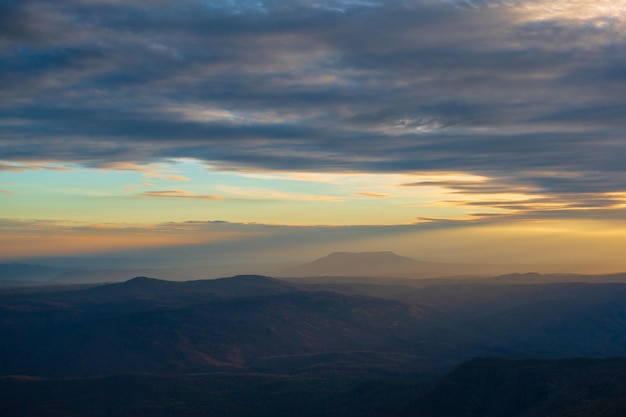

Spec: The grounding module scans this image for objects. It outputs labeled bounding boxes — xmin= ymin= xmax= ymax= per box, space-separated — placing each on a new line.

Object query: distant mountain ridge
xmin=280 ymin=251 xmax=507 ymax=278
xmin=0 ymin=263 xmax=294 ymax=286
xmin=285 ymin=251 xmax=419 ymax=276
xmin=0 ymin=263 xmax=68 ymax=284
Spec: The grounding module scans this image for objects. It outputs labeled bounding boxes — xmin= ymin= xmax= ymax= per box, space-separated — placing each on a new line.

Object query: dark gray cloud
xmin=2 ymin=0 xmax=626 ymax=208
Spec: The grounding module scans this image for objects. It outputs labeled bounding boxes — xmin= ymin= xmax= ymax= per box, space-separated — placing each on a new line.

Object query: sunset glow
xmin=2 ymin=0 xmax=626 ymax=270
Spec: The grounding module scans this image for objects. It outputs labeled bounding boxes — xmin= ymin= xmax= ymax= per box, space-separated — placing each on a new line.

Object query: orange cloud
xmin=0 ymin=161 xmax=71 ymax=172
xmin=94 ymin=161 xmax=191 ymax=182
xmin=139 ymin=190 xmax=223 ymax=199
xmin=355 ymin=192 xmax=391 ymax=198
xmin=144 ymin=173 xmax=190 ymax=181
xmin=95 ymin=161 xmax=152 ymax=171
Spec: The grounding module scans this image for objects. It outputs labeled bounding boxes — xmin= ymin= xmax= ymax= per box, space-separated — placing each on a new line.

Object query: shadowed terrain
xmin=3 ymin=273 xmax=626 ymax=416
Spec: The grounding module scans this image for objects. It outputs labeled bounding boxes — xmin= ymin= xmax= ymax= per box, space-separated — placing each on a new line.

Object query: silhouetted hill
xmin=51 ymin=267 xmax=192 ymax=284
xmin=181 ymin=274 xmax=295 ymax=298
xmin=415 ymin=357 xmax=626 ymax=417
xmin=51 ymin=274 xmax=296 ymax=304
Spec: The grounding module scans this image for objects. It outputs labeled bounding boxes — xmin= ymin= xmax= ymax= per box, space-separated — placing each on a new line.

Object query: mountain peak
xmin=226 ymin=274 xmax=280 ymax=283
xmin=282 ymin=251 xmax=422 ymax=277
xmin=124 ymin=276 xmax=167 ymax=285
xmin=324 ymin=251 xmax=413 ymax=260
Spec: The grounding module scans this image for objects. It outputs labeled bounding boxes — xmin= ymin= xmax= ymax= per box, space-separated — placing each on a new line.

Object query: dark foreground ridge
xmin=2 ymin=358 xmax=626 ymax=417
xmin=417 ymin=357 xmax=626 ymax=417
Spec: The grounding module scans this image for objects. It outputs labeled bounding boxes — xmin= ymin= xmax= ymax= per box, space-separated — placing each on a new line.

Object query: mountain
xmin=282 ymin=253 xmax=626 ymax=280
xmin=280 ymin=251 xmax=509 ymax=278
xmin=292 ymin=278 xmax=626 ymax=359
xmin=0 ymin=263 xmax=296 ymax=286
xmin=0 ymin=275 xmax=449 ymax=377
xmin=51 ymin=268 xmax=192 ymax=284
xmin=5 ymin=276 xmax=626 ymax=377
xmin=281 ymin=251 xmax=449 ymax=277
xmin=51 ymin=264 xmax=297 ymax=284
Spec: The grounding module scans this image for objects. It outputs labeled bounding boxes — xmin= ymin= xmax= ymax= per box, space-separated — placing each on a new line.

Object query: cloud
xmin=0 ymin=161 xmax=71 ymax=172
xmin=1 ymin=0 xmax=626 ymax=213
xmin=216 ymin=184 xmax=343 ymax=202
xmin=90 ymin=162 xmax=155 ymax=172
xmin=139 ymin=190 xmax=223 ymax=199
xmin=397 ymin=173 xmax=626 ymax=221
xmin=355 ymin=192 xmax=391 ymax=198
xmin=0 ymin=190 xmax=14 ymax=195
xmin=511 ymin=0 xmax=626 ymax=26
xmin=144 ymin=173 xmax=190 ymax=181
xmin=84 ymin=161 xmax=190 ymax=180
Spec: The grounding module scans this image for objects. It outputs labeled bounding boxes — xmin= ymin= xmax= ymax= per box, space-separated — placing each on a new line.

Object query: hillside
xmin=0 ymin=275 xmax=449 ymax=377
xmin=415 ymin=357 xmax=626 ymax=417
xmin=301 ymin=279 xmax=626 ymax=358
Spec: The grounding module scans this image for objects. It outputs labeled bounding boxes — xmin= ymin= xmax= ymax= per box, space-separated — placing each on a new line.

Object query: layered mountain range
xmin=3 ymin=260 xmax=626 ymax=416
xmin=5 ymin=251 xmax=626 ymax=285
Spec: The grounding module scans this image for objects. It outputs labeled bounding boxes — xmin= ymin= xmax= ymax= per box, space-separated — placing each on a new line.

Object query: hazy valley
xmin=2 ymin=252 xmax=626 ymax=416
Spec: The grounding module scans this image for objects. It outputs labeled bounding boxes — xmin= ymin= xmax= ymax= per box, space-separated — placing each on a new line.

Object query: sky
xmin=1 ymin=0 xmax=626 ymax=270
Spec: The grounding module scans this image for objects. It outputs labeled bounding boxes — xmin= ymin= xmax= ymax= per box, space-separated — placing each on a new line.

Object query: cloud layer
xmin=2 ymin=0 xmax=626 ymax=216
